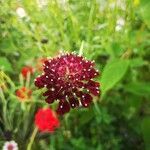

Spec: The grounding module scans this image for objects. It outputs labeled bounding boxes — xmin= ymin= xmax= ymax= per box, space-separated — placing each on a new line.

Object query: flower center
xmin=7 ymin=144 xmax=14 ymax=150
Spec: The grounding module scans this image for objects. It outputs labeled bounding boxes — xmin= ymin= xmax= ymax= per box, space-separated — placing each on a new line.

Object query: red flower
xmin=34 ymin=53 xmax=100 ymax=115
xmin=35 ymin=108 xmax=60 ymax=133
xmin=16 ymin=87 xmax=32 ymax=100
xmin=21 ymin=66 xmax=34 ymax=78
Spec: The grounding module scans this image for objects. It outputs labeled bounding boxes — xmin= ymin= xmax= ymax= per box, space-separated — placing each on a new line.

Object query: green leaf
xmin=101 ymin=59 xmax=129 ymax=95
xmin=125 ymin=82 xmax=150 ymax=97
xmin=0 ymin=57 xmax=12 ymax=72
xmin=141 ymin=117 xmax=150 ymax=150
xmin=140 ymin=0 xmax=150 ymax=28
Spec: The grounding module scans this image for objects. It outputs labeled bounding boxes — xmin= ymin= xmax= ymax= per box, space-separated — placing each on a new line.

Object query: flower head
xmin=21 ymin=66 xmax=34 ymax=78
xmin=34 ymin=53 xmax=100 ymax=115
xmin=3 ymin=140 xmax=18 ymax=150
xmin=16 ymin=87 xmax=32 ymax=100
xmin=35 ymin=108 xmax=60 ymax=133
xmin=16 ymin=7 xmax=27 ymax=18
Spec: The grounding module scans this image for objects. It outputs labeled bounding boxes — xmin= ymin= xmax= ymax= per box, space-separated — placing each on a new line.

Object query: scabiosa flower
xmin=21 ymin=66 xmax=34 ymax=78
xmin=16 ymin=87 xmax=32 ymax=100
xmin=34 ymin=53 xmax=100 ymax=115
xmin=3 ymin=140 xmax=18 ymax=150
xmin=35 ymin=108 xmax=60 ymax=133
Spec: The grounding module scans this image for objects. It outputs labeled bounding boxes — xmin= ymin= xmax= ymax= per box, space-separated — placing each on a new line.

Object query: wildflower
xmin=21 ymin=66 xmax=34 ymax=78
xmin=16 ymin=7 xmax=27 ymax=18
xmin=16 ymin=87 xmax=32 ymax=100
xmin=2 ymin=140 xmax=18 ymax=150
xmin=35 ymin=108 xmax=60 ymax=133
xmin=34 ymin=53 xmax=100 ymax=115
xmin=115 ymin=17 xmax=125 ymax=31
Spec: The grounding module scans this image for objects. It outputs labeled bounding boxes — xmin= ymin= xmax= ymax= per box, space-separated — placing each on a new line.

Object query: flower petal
xmin=56 ymin=100 xmax=70 ymax=115
xmin=80 ymin=93 xmax=93 ymax=107
xmin=69 ymin=96 xmax=79 ymax=108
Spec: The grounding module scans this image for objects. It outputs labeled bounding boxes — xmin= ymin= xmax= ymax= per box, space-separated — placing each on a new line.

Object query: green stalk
xmin=27 ymin=127 xmax=38 ymax=150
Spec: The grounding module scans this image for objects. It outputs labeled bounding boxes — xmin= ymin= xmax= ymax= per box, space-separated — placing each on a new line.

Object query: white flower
xmin=3 ymin=141 xmax=18 ymax=150
xmin=37 ymin=0 xmax=48 ymax=8
xmin=115 ymin=17 xmax=125 ymax=31
xmin=16 ymin=7 xmax=27 ymax=18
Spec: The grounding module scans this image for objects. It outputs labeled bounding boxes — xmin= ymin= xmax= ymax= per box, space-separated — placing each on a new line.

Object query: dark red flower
xmin=21 ymin=66 xmax=34 ymax=78
xmin=16 ymin=87 xmax=32 ymax=100
xmin=34 ymin=53 xmax=100 ymax=115
xmin=35 ymin=108 xmax=60 ymax=133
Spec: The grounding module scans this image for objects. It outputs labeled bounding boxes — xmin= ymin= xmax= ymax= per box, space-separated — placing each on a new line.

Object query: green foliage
xmin=101 ymin=59 xmax=129 ymax=96
xmin=0 ymin=57 xmax=12 ymax=72
xmin=0 ymin=0 xmax=150 ymax=150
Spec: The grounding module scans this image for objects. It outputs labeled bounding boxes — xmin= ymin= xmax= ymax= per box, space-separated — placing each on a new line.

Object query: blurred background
xmin=0 ymin=0 xmax=150 ymax=150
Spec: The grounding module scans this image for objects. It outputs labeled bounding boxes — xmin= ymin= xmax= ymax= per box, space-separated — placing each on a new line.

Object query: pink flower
xmin=34 ymin=53 xmax=100 ymax=115
xmin=3 ymin=141 xmax=18 ymax=150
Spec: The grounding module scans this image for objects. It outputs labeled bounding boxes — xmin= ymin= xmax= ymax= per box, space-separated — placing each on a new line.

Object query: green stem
xmin=79 ymin=41 xmax=84 ymax=56
xmin=27 ymin=127 xmax=38 ymax=150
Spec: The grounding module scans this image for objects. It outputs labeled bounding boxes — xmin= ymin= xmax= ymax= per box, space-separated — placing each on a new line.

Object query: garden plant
xmin=0 ymin=0 xmax=150 ymax=150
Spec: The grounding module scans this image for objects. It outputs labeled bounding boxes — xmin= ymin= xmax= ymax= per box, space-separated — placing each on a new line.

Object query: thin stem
xmin=25 ymin=72 xmax=31 ymax=88
xmin=27 ymin=127 xmax=38 ymax=150
xmin=79 ymin=41 xmax=84 ymax=56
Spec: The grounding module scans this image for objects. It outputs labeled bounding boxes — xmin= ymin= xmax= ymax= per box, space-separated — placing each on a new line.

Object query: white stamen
xmin=46 ymin=66 xmax=49 ymax=68
xmin=44 ymin=84 xmax=47 ymax=87
xmin=72 ymin=104 xmax=75 ymax=107
xmin=51 ymin=87 xmax=55 ymax=91
xmin=82 ymin=95 xmax=85 ymax=98
xmin=84 ymin=103 xmax=88 ymax=106
xmin=60 ymin=105 xmax=63 ymax=108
